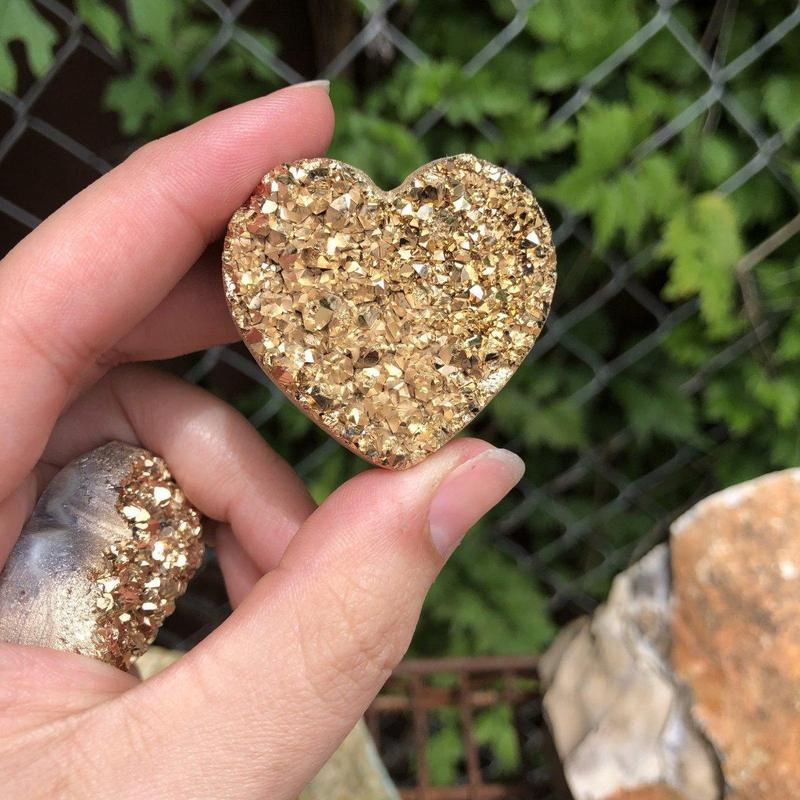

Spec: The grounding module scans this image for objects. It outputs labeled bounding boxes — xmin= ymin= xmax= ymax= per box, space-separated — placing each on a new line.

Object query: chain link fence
xmin=1 ymin=0 xmax=799 ymax=794
xmin=3 ymin=0 xmax=799 ymax=640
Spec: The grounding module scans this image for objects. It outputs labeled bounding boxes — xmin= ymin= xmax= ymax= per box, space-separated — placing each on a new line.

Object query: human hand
xmin=0 ymin=84 xmax=525 ymax=799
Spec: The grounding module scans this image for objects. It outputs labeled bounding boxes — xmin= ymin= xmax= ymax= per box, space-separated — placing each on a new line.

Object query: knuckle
xmin=123 ymin=138 xmax=163 ymax=171
xmin=296 ymin=569 xmax=413 ymax=714
xmin=94 ymin=346 xmax=131 ymax=370
xmin=0 ymin=308 xmax=85 ymax=391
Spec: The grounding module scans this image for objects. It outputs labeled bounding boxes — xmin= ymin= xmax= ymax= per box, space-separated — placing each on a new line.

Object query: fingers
xmin=112 ymin=440 xmax=524 ymax=800
xmin=216 ymin=524 xmax=265 ymax=608
xmin=44 ymin=247 xmax=240 ymax=418
xmin=40 ymin=365 xmax=315 ymax=578
xmin=0 ymin=643 xmax=138 ymax=799
xmin=0 ymin=463 xmax=58 ymax=567
xmin=0 ymin=366 xmax=314 ymax=793
xmin=101 ymin=245 xmax=239 ymax=363
xmin=0 ymin=83 xmax=334 ymax=501
xmin=0 ymin=478 xmax=38 ymax=571
xmin=0 ymin=644 xmax=136 ymax=734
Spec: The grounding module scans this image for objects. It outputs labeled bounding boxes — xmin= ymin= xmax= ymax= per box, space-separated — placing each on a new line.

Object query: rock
xmin=223 ymin=155 xmax=556 ymax=469
xmin=0 ymin=442 xmax=203 ymax=670
xmin=300 ymin=720 xmax=400 ymax=800
xmin=542 ymin=469 xmax=800 ymax=800
xmin=671 ymin=469 xmax=800 ymax=799
xmin=133 ymin=645 xmax=183 ymax=679
xmin=540 ymin=546 xmax=720 ymax=800
xmin=605 ymin=787 xmax=688 ymax=800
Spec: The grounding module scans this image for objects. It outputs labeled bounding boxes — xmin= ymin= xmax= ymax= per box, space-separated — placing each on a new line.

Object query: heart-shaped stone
xmin=223 ymin=154 xmax=556 ymax=469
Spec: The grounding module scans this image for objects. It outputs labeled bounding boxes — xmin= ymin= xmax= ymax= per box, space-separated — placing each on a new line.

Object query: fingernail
xmin=290 ymin=79 xmax=330 ymax=94
xmin=428 ymin=448 xmax=525 ymax=558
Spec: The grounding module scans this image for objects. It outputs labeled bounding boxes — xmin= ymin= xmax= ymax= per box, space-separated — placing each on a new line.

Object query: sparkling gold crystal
xmin=92 ymin=451 xmax=204 ymax=669
xmin=0 ymin=443 xmax=204 ymax=670
xmin=223 ymin=154 xmax=556 ymax=468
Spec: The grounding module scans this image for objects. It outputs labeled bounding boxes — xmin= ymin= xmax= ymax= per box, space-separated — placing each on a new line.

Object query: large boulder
xmin=671 ymin=470 xmax=800 ymax=799
xmin=542 ymin=469 xmax=800 ymax=800
xmin=539 ymin=547 xmax=719 ymax=800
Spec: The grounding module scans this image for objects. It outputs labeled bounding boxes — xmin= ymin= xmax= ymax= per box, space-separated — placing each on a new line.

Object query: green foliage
xmin=3 ymin=0 xmax=799 ymax=783
xmin=76 ymin=0 xmax=123 ymax=55
xmin=764 ymin=75 xmax=800 ymax=139
xmin=426 ymin=708 xmax=462 ymax=786
xmin=778 ymin=311 xmax=800 ymax=362
xmin=526 ymin=0 xmax=643 ymax=91
xmin=330 ymin=81 xmax=428 ymax=189
xmin=425 ymin=703 xmax=521 ymax=786
xmin=127 ymin=0 xmax=176 ymax=47
xmin=488 ymin=358 xmax=592 ymax=451
xmin=0 ymin=0 xmax=57 ymax=91
xmin=476 ymin=102 xmax=574 ymax=163
xmin=416 ymin=529 xmax=555 ymax=658
xmin=475 ymin=704 xmax=520 ymax=776
xmin=614 ymin=375 xmax=702 ymax=444
xmin=544 ymin=108 xmax=686 ymax=250
xmin=660 ymin=192 xmax=745 ymax=336
xmin=104 ymin=73 xmax=161 ymax=136
xmin=91 ymin=2 xmax=281 ymax=136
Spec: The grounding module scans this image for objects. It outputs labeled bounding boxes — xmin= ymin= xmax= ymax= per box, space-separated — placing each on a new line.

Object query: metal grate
xmin=366 ymin=656 xmax=554 ymax=800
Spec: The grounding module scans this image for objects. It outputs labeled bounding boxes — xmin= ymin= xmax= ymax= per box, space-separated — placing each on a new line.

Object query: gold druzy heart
xmin=222 ymin=154 xmax=556 ymax=469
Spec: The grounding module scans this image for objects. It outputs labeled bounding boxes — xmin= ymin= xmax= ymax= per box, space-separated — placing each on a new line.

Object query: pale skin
xmin=0 ymin=84 xmax=525 ymax=799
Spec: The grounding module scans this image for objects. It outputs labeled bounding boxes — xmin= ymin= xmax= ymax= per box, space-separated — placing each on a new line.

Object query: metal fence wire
xmin=1 ymin=0 xmax=799 ymax=796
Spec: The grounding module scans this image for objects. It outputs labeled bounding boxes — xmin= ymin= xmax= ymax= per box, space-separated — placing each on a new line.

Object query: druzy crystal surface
xmin=0 ymin=443 xmax=203 ymax=669
xmin=223 ymin=154 xmax=556 ymax=468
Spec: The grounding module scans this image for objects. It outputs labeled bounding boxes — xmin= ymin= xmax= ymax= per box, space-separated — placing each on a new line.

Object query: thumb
xmin=102 ymin=439 xmax=524 ymax=800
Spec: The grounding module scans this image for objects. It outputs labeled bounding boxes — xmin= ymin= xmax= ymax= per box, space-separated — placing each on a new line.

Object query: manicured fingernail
xmin=290 ymin=79 xmax=330 ymax=94
xmin=428 ymin=448 xmax=525 ymax=558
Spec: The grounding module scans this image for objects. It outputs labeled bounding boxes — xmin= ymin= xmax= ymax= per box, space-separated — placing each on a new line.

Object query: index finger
xmin=0 ymin=83 xmax=334 ymax=500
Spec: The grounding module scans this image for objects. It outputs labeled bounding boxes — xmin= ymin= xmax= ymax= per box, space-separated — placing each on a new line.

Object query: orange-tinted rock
xmin=540 ymin=547 xmax=720 ymax=800
xmin=671 ymin=468 xmax=800 ymax=800
xmin=605 ymin=786 xmax=687 ymax=800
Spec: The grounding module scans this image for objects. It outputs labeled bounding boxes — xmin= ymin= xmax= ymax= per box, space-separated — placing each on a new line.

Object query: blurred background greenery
xmin=1 ymin=0 xmax=799 ymax=788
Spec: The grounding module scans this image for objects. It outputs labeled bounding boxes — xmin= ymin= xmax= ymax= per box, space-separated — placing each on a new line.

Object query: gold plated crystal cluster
xmin=92 ymin=453 xmax=204 ymax=669
xmin=223 ymin=154 xmax=556 ymax=468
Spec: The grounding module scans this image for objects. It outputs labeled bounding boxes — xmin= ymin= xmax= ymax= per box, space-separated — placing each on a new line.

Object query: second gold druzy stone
xmin=223 ymin=154 xmax=556 ymax=468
